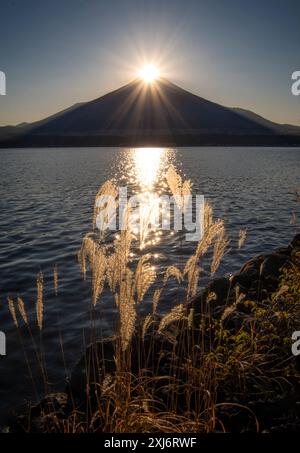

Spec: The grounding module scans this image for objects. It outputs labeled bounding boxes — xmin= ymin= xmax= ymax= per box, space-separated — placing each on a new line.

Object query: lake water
xmin=0 ymin=146 xmax=299 ymax=423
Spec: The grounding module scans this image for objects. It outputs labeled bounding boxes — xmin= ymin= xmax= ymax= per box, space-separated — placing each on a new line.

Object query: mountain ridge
xmin=1 ymin=78 xmax=300 ymax=147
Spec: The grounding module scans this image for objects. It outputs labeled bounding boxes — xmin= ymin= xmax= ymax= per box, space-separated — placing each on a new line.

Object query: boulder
xmin=259 ymin=253 xmax=290 ymax=279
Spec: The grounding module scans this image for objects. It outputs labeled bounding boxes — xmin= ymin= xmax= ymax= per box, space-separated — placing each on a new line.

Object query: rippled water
xmin=0 ymin=146 xmax=299 ymax=423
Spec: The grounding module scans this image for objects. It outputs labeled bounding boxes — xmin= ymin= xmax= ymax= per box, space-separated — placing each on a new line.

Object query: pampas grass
xmin=36 ymin=271 xmax=44 ymax=330
xmin=206 ymin=292 xmax=217 ymax=303
xmin=238 ymin=229 xmax=247 ymax=249
xmin=187 ymin=308 xmax=194 ymax=329
xmin=91 ymin=244 xmax=107 ymax=306
xmin=163 ymin=265 xmax=182 ymax=285
xmin=115 ymin=269 xmax=136 ymax=352
xmin=152 ymin=288 xmax=163 ymax=314
xmin=158 ymin=304 xmax=185 ymax=333
xmin=135 ymin=255 xmax=156 ymax=304
xmin=17 ymin=297 xmax=28 ymax=325
xmin=78 ymin=171 xmax=230 ymax=351
xmin=142 ymin=313 xmax=154 ymax=340
xmin=187 ymin=264 xmax=202 ymax=299
xmin=8 ymin=297 xmax=18 ymax=328
xmin=166 ymin=165 xmax=192 ymax=211
xmin=93 ymin=179 xmax=118 ymax=233
xmin=53 ymin=264 xmax=58 ymax=296
xmin=211 ymin=228 xmax=229 ymax=275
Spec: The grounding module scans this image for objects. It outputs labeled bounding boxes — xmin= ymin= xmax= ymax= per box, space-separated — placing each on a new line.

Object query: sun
xmin=138 ymin=64 xmax=159 ymax=83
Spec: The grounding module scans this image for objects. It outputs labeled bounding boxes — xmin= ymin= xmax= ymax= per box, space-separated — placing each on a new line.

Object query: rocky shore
xmin=193 ymin=233 xmax=300 ymax=322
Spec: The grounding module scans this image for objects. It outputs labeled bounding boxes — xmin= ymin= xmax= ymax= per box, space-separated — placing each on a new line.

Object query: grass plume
xmin=36 ymin=271 xmax=44 ymax=330
xmin=238 ymin=229 xmax=247 ymax=249
xmin=8 ymin=297 xmax=18 ymax=328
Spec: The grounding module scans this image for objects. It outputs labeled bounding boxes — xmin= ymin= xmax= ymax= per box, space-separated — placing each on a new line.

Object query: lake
xmin=0 ymin=146 xmax=299 ymax=423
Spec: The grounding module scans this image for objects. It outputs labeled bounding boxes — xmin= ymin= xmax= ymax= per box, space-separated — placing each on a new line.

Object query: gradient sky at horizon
xmin=0 ymin=0 xmax=299 ymax=126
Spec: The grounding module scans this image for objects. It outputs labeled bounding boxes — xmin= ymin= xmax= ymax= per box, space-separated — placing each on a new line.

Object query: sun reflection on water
xmin=133 ymin=147 xmax=165 ymax=189
xmin=119 ymin=147 xmax=177 ymax=249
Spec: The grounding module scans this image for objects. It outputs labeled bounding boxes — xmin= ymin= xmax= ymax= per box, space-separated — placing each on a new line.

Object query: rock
xmin=193 ymin=235 xmax=295 ymax=313
xmin=239 ymin=255 xmax=264 ymax=275
xmin=259 ymin=253 xmax=289 ymax=279
xmin=232 ymin=271 xmax=257 ymax=291
xmin=31 ymin=392 xmax=67 ymax=416
xmin=208 ymin=277 xmax=231 ymax=302
xmin=275 ymin=247 xmax=291 ymax=256
xmin=12 ymin=392 xmax=68 ymax=432
xmin=290 ymin=234 xmax=300 ymax=249
xmin=197 ymin=277 xmax=231 ymax=308
xmin=69 ymin=337 xmax=116 ymax=402
xmin=221 ymin=307 xmax=248 ymax=331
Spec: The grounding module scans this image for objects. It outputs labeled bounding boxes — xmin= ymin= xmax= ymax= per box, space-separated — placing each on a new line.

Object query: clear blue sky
xmin=0 ymin=0 xmax=299 ymax=126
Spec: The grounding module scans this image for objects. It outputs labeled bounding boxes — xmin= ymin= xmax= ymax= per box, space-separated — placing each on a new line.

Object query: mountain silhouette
xmin=1 ymin=78 xmax=300 ymax=147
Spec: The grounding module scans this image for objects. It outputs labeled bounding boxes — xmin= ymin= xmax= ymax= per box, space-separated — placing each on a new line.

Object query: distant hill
xmin=1 ymin=78 xmax=300 ymax=147
xmin=0 ymin=102 xmax=86 ymax=140
xmin=230 ymin=107 xmax=300 ymax=136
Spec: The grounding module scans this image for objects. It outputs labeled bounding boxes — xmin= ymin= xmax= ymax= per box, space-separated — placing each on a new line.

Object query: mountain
xmin=0 ymin=102 xmax=86 ymax=141
xmin=1 ymin=78 xmax=300 ymax=147
xmin=230 ymin=107 xmax=300 ymax=135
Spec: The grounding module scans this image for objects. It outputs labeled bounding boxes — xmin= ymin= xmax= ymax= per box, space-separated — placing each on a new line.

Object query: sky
xmin=0 ymin=0 xmax=299 ymax=126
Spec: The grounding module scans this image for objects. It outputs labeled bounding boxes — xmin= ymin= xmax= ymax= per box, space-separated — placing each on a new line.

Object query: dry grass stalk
xmin=53 ymin=264 xmax=58 ymax=296
xmin=238 ymin=229 xmax=247 ymax=249
xmin=183 ymin=255 xmax=196 ymax=276
xmin=211 ymin=228 xmax=229 ymax=275
xmin=101 ymin=374 xmax=115 ymax=396
xmin=196 ymin=217 xmax=224 ymax=260
xmin=115 ymin=269 xmax=136 ymax=351
xmin=142 ymin=314 xmax=154 ymax=340
xmin=158 ymin=304 xmax=185 ymax=333
xmin=183 ymin=206 xmax=227 ymax=299
xmin=107 ymin=229 xmax=133 ymax=292
xmin=106 ymin=254 xmax=119 ymax=293
xmin=78 ymin=233 xmax=96 ymax=278
xmin=166 ymin=165 xmax=192 ymax=211
xmin=273 ymin=285 xmax=289 ymax=302
xmin=294 ymin=189 xmax=300 ymax=206
xmin=152 ymin=288 xmax=163 ymax=314
xmin=206 ymin=292 xmax=217 ymax=303
xmin=290 ymin=211 xmax=297 ymax=225
xmin=203 ymin=202 xmax=213 ymax=231
xmin=163 ymin=265 xmax=182 ymax=285
xmin=187 ymin=265 xmax=202 ymax=299
xmin=221 ymin=305 xmax=236 ymax=322
xmin=91 ymin=245 xmax=107 ymax=306
xmin=36 ymin=271 xmax=44 ymax=330
xmin=235 ymin=286 xmax=246 ymax=304
xmin=78 ymin=234 xmax=107 ymax=305
xmin=17 ymin=297 xmax=28 ymax=325
xmin=135 ymin=255 xmax=156 ymax=304
xmin=93 ymin=179 xmax=118 ymax=231
xmin=187 ymin=308 xmax=194 ymax=329
xmin=8 ymin=297 xmax=18 ymax=328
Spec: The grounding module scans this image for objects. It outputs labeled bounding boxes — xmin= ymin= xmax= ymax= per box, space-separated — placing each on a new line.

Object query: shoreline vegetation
xmin=2 ymin=134 xmax=300 ymax=148
xmin=4 ymin=172 xmax=300 ymax=433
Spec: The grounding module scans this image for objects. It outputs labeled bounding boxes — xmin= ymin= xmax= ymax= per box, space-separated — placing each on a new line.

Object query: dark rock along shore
xmin=195 ymin=234 xmax=300 ymax=318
